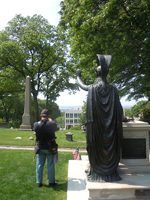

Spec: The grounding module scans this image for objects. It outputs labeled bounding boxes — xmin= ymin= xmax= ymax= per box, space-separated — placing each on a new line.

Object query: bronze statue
xmin=77 ymin=54 xmax=123 ymax=182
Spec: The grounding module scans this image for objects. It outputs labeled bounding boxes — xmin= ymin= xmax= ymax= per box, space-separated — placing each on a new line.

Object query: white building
xmin=65 ymin=106 xmax=82 ymax=129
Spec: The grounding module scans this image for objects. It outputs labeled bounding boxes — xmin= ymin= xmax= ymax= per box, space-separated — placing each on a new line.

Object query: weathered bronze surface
xmin=77 ymin=54 xmax=123 ymax=182
xmin=122 ymin=139 xmax=146 ymax=159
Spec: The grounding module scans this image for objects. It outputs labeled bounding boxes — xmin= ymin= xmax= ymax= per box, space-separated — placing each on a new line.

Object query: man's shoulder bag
xmin=48 ymin=138 xmax=58 ymax=154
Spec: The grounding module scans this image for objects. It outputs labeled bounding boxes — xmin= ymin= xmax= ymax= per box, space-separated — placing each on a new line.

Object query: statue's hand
xmin=77 ymin=69 xmax=82 ymax=77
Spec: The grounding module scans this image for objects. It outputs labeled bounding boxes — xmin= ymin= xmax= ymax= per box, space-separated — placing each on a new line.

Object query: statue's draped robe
xmin=85 ymin=82 xmax=123 ymax=182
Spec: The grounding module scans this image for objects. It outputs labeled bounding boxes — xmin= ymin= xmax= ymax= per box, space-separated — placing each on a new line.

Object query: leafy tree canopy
xmin=131 ymin=100 xmax=149 ymax=117
xmin=55 ymin=112 xmax=65 ymax=129
xmin=59 ymin=0 xmax=150 ymax=100
xmin=0 ymin=93 xmax=24 ymax=127
xmin=0 ymin=14 xmax=77 ymax=121
xmin=38 ymin=99 xmax=61 ymax=121
xmin=78 ymin=101 xmax=86 ymax=126
xmin=142 ymin=105 xmax=150 ymax=119
xmin=124 ymin=108 xmax=132 ymax=118
xmin=0 ymin=95 xmax=62 ymax=128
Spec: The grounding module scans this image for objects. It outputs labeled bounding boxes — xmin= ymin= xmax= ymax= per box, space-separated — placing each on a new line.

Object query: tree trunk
xmin=46 ymin=95 xmax=49 ymax=108
xmin=3 ymin=104 xmax=9 ymax=122
xmin=33 ymin=92 xmax=39 ymax=122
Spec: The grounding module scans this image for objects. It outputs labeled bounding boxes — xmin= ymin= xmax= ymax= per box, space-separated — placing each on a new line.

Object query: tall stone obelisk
xmin=19 ymin=76 xmax=32 ymax=131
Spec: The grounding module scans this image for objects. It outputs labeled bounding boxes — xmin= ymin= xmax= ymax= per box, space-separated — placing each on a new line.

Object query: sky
xmin=0 ymin=0 xmax=145 ymax=108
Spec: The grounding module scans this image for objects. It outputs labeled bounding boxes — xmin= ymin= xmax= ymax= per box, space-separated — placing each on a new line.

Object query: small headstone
xmin=29 ymin=137 xmax=34 ymax=140
xmin=65 ymin=132 xmax=73 ymax=141
xmin=33 ymin=132 xmax=36 ymax=135
xmin=10 ymin=127 xmax=13 ymax=129
xmin=15 ymin=137 xmax=22 ymax=140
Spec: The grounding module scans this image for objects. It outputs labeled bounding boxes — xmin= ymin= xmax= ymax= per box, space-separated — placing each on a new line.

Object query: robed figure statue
xmin=77 ymin=54 xmax=123 ymax=182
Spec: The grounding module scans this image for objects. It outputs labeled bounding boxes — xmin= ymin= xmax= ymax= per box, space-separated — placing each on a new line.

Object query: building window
xmin=74 ymin=119 xmax=78 ymax=124
xmin=66 ymin=119 xmax=69 ymax=124
xmin=70 ymin=113 xmax=73 ymax=118
xmin=70 ymin=119 xmax=73 ymax=124
xmin=66 ymin=113 xmax=69 ymax=118
xmin=74 ymin=113 xmax=78 ymax=118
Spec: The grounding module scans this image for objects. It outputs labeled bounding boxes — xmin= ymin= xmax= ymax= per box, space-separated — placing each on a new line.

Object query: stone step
xmin=67 ymin=156 xmax=150 ymax=200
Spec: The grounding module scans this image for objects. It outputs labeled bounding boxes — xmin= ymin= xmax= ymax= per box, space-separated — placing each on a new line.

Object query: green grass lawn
xmin=0 ymin=149 xmax=87 ymax=200
xmin=0 ymin=128 xmax=86 ymax=149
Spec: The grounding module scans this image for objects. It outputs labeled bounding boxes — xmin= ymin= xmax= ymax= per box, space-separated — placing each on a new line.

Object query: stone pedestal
xmin=81 ymin=155 xmax=150 ymax=200
xmin=19 ymin=76 xmax=32 ymax=131
xmin=67 ymin=121 xmax=150 ymax=200
xmin=66 ymin=132 xmax=73 ymax=141
xmin=119 ymin=121 xmax=150 ymax=174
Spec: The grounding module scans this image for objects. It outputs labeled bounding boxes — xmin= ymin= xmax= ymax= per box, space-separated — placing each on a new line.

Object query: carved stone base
xmin=18 ymin=124 xmax=32 ymax=131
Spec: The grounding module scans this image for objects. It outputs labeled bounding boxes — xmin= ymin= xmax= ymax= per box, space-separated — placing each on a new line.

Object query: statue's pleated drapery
xmin=85 ymin=83 xmax=123 ymax=182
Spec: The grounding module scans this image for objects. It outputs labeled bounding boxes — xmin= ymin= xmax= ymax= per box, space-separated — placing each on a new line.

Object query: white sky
xmin=0 ymin=0 xmax=145 ymax=108
xmin=0 ymin=0 xmax=61 ymax=30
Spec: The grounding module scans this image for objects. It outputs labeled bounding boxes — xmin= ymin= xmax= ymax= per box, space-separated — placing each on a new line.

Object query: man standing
xmin=33 ymin=109 xmax=59 ymax=187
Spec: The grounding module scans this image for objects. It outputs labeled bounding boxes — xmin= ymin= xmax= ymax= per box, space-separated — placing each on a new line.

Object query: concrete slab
xmin=67 ymin=160 xmax=87 ymax=200
xmin=67 ymin=156 xmax=150 ymax=200
xmin=86 ymin=174 xmax=150 ymax=200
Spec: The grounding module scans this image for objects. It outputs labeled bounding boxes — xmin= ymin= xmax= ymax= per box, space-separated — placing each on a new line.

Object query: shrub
xmin=0 ymin=118 xmax=5 ymax=125
xmin=142 ymin=106 xmax=150 ymax=119
xmin=9 ymin=120 xmax=21 ymax=128
xmin=69 ymin=125 xmax=81 ymax=130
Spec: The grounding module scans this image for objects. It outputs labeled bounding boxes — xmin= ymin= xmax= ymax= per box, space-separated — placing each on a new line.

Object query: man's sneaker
xmin=49 ymin=182 xmax=57 ymax=187
xmin=37 ymin=183 xmax=43 ymax=187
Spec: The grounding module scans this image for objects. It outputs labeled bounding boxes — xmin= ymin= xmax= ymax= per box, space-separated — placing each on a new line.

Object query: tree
xmin=131 ymin=100 xmax=149 ymax=117
xmin=55 ymin=112 xmax=65 ymax=129
xmin=124 ymin=109 xmax=132 ymax=118
xmin=0 ymin=14 xmax=77 ymax=121
xmin=38 ymin=99 xmax=61 ymax=121
xmin=142 ymin=105 xmax=150 ymax=119
xmin=78 ymin=101 xmax=86 ymax=126
xmin=0 ymin=93 xmax=24 ymax=127
xmin=59 ymin=0 xmax=150 ymax=100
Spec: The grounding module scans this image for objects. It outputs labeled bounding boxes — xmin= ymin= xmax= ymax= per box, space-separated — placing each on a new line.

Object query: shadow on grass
xmin=41 ymin=181 xmax=67 ymax=192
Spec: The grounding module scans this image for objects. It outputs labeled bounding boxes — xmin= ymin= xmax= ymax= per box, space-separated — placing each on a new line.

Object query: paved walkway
xmin=0 ymin=145 xmax=87 ymax=153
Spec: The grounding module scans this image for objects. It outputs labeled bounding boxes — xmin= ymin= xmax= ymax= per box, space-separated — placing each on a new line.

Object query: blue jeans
xmin=36 ymin=149 xmax=55 ymax=184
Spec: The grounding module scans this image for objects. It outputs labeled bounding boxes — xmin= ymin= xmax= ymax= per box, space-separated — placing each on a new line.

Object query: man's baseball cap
xmin=41 ymin=109 xmax=49 ymax=117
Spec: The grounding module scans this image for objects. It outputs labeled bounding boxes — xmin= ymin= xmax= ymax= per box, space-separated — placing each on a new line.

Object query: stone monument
xmin=19 ymin=76 xmax=32 ymax=131
xmin=67 ymin=55 xmax=150 ymax=200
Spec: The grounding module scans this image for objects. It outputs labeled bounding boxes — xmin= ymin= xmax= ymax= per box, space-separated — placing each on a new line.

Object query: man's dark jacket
xmin=33 ymin=119 xmax=59 ymax=149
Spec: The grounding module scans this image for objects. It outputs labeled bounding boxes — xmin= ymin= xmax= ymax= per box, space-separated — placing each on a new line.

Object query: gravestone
xmin=19 ymin=76 xmax=32 ymax=131
xmin=66 ymin=132 xmax=73 ymax=141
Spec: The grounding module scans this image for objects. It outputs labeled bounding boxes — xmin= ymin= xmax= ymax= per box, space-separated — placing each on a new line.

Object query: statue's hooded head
xmin=95 ymin=54 xmax=112 ymax=80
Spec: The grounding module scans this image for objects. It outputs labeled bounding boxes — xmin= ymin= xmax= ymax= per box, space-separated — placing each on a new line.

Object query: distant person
xmin=33 ymin=109 xmax=59 ymax=187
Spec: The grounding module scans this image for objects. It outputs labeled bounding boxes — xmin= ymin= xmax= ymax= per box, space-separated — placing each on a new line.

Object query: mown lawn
xmin=0 ymin=128 xmax=86 ymax=149
xmin=0 ymin=149 xmax=87 ymax=200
